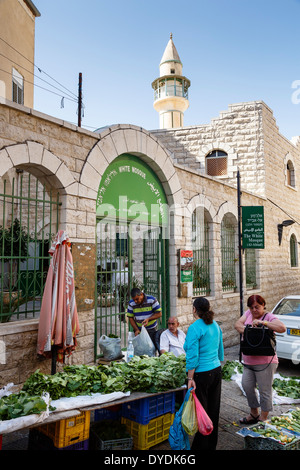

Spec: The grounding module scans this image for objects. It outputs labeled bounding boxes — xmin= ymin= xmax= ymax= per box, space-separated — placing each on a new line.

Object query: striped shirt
xmin=127 ymin=294 xmax=161 ymax=330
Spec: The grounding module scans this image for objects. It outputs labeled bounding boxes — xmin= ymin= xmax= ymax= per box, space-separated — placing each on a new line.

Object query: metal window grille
xmin=245 ymin=249 xmax=257 ymax=289
xmin=0 ymin=172 xmax=60 ymax=322
xmin=192 ymin=210 xmax=210 ymax=296
xmin=287 ymin=161 xmax=295 ymax=187
xmin=206 ymin=150 xmax=227 ymax=176
xmin=221 ymin=219 xmax=237 ymax=291
xmin=290 ymin=234 xmax=298 ymax=267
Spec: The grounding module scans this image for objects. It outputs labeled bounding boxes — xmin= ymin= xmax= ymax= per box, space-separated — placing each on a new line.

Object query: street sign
xmin=242 ymin=206 xmax=264 ymax=249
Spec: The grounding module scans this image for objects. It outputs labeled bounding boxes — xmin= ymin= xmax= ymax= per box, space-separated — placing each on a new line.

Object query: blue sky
xmin=33 ymin=0 xmax=300 ymax=139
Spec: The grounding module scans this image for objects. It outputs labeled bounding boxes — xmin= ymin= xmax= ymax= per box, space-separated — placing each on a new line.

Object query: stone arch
xmin=80 ymin=124 xmax=184 ymax=210
xmin=214 ymin=201 xmax=238 ymax=224
xmin=197 ymin=141 xmax=238 ymax=178
xmin=284 ymin=152 xmax=297 ymax=189
xmin=0 ymin=141 xmax=77 ymax=193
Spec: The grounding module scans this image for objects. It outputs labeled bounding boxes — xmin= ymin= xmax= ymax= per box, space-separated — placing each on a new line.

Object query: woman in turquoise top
xmin=184 ymin=297 xmax=224 ymax=451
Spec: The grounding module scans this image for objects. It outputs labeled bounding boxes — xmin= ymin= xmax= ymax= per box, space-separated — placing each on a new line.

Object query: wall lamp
xmin=278 ymin=219 xmax=295 ymax=245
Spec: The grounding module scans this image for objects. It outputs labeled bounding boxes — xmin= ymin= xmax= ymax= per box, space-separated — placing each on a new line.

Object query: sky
xmin=32 ymin=0 xmax=300 ymax=140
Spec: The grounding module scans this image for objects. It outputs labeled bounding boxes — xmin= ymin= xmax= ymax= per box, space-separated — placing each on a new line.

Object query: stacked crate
xmin=121 ymin=392 xmax=175 ymax=450
xmin=90 ymin=405 xmax=133 ymax=450
xmin=28 ymin=411 xmax=90 ymax=450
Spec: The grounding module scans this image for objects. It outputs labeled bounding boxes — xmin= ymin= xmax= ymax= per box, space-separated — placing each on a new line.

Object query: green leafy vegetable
xmin=0 ymin=392 xmax=48 ymax=421
xmin=22 ymin=354 xmax=186 ymax=399
xmin=221 ymin=360 xmax=243 ymax=380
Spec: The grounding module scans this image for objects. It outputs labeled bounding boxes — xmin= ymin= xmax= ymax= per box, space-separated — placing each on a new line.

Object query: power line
xmin=0 ymin=51 xmax=77 ymax=101
xmin=0 ymin=35 xmax=78 ymax=100
xmin=0 ymin=66 xmax=77 ymax=103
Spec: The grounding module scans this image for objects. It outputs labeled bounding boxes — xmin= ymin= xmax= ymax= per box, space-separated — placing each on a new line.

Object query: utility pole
xmin=78 ymin=73 xmax=82 ymax=127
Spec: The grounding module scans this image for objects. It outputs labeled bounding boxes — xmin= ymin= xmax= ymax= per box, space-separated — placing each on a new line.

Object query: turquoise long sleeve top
xmin=184 ymin=319 xmax=224 ymax=372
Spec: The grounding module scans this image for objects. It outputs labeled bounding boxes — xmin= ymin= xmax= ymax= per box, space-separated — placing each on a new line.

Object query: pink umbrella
xmin=37 ymin=230 xmax=80 ymax=373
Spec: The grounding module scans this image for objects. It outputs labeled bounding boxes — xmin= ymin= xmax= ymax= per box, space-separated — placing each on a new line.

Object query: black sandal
xmin=239 ymin=413 xmax=259 ymax=425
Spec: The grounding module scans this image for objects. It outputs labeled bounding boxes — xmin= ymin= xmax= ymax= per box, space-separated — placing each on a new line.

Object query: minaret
xmin=152 ymin=34 xmax=190 ymax=129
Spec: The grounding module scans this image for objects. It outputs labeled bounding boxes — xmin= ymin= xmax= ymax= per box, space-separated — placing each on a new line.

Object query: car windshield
xmin=273 ymin=299 xmax=300 ymax=316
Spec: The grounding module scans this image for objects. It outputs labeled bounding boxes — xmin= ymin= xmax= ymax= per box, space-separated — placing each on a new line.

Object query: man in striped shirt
xmin=127 ymin=288 xmax=162 ymax=342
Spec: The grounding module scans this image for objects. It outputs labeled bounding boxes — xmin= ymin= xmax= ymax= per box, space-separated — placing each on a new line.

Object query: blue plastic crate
xmin=94 ymin=405 xmax=121 ymax=421
xmin=121 ymin=392 xmax=175 ymax=424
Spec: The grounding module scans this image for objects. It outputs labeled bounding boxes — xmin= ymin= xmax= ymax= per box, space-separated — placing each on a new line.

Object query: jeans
xmin=191 ymin=366 xmax=222 ymax=451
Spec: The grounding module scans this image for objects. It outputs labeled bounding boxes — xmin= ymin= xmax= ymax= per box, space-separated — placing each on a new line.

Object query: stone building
xmin=0 ymin=29 xmax=300 ymax=387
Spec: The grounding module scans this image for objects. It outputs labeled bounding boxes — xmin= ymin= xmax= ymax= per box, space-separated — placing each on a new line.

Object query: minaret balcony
xmin=152 ymin=75 xmax=190 ymax=102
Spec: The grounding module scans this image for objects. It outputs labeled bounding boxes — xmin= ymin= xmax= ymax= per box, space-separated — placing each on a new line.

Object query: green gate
xmin=0 ymin=172 xmax=60 ymax=322
xmin=95 ymin=154 xmax=170 ymax=356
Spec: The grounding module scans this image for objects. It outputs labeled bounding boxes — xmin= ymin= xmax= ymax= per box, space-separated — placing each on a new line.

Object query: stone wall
xmin=1 ymin=98 xmax=300 ymax=388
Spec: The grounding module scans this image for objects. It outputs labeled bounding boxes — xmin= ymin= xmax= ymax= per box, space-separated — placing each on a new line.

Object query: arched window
xmin=286 ymin=160 xmax=295 ymax=188
xmin=0 ymin=170 xmax=60 ymax=322
xmin=191 ymin=208 xmax=210 ymax=296
xmin=206 ymin=150 xmax=228 ymax=176
xmin=290 ymin=234 xmax=298 ymax=267
xmin=221 ymin=214 xmax=237 ymax=291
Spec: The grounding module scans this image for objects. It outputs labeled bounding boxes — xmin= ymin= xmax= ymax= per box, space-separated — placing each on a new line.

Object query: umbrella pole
xmin=51 ymin=346 xmax=57 ymax=375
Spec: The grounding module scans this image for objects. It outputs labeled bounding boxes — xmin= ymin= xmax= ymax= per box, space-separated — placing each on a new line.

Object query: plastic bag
xmin=181 ymin=391 xmax=198 ymax=435
xmin=98 ymin=335 xmax=122 ymax=360
xmin=168 ymin=388 xmax=191 ymax=450
xmin=132 ymin=326 xmax=156 ymax=356
xmin=192 ymin=391 xmax=213 ymax=436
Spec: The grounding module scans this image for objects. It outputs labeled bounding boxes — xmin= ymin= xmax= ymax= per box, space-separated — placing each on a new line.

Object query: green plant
xmin=0 ymin=218 xmax=31 ymax=321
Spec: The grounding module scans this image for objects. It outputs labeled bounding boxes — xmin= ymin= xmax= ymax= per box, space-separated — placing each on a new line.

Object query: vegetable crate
xmin=89 ymin=429 xmax=133 ymax=450
xmin=36 ymin=410 xmax=90 ymax=448
xmin=94 ymin=405 xmax=122 ymax=422
xmin=121 ymin=412 xmax=175 ymax=450
xmin=121 ymin=392 xmax=176 ymax=424
xmin=239 ymin=423 xmax=300 ymax=451
xmin=28 ymin=429 xmax=89 ymax=451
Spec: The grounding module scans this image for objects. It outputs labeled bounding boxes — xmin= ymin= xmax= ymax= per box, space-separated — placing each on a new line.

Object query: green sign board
xmin=96 ymin=154 xmax=168 ymax=226
xmin=242 ymin=206 xmax=264 ymax=249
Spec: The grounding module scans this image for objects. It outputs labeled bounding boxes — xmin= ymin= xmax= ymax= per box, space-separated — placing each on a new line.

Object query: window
xmin=12 ymin=68 xmax=24 ymax=105
xmin=192 ymin=208 xmax=210 ymax=296
xmin=206 ymin=150 xmax=228 ymax=176
xmin=0 ymin=171 xmax=60 ymax=322
xmin=245 ymin=249 xmax=257 ymax=289
xmin=221 ymin=215 xmax=237 ymax=291
xmin=290 ymin=234 xmax=298 ymax=267
xmin=286 ymin=161 xmax=295 ymax=188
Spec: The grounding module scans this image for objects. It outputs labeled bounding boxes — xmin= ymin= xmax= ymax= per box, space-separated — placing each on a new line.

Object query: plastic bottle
xmin=127 ymin=340 xmax=134 ymax=362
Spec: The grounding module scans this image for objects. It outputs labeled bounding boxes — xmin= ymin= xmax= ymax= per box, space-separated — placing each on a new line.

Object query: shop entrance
xmin=95 ymin=155 xmax=169 ymax=357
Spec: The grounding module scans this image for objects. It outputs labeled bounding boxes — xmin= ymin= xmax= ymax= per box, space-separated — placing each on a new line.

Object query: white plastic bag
xmin=132 ymin=326 xmax=156 ymax=356
xmin=98 ymin=335 xmax=122 ymax=360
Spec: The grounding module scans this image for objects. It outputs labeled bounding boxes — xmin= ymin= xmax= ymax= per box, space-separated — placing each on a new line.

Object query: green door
xmin=143 ymin=227 xmax=168 ymax=328
xmin=95 ymin=154 xmax=170 ymax=358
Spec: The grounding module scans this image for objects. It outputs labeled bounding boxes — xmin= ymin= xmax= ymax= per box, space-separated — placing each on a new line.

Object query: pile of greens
xmin=273 ymin=377 xmax=300 ymax=399
xmin=0 ymin=391 xmax=48 ymax=421
xmin=221 ymin=360 xmax=243 ymax=381
xmin=22 ymin=353 xmax=186 ymax=401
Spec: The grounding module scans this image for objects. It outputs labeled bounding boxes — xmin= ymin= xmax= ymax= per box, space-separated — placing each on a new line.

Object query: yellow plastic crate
xmin=37 ymin=411 xmax=90 ymax=448
xmin=121 ymin=413 xmax=174 ymax=450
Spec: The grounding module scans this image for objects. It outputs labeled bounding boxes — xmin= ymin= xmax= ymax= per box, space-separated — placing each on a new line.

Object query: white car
xmin=271 ymin=295 xmax=300 ymax=364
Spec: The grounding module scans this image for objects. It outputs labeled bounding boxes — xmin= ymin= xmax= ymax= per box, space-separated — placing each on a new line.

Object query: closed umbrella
xmin=37 ymin=230 xmax=80 ymax=373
